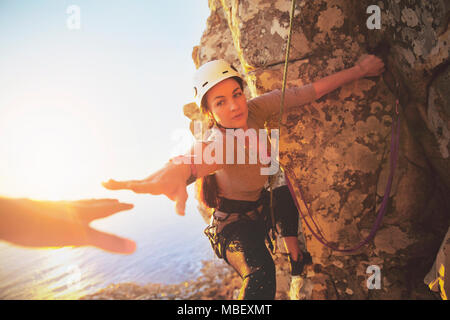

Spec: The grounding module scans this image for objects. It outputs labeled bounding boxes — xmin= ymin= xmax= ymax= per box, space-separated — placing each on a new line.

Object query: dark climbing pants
xmin=222 ymin=218 xmax=276 ymax=300
xmin=212 ymin=185 xmax=299 ymax=300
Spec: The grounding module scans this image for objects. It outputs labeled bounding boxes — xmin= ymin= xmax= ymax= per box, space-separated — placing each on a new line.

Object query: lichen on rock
xmin=184 ymin=0 xmax=449 ymax=300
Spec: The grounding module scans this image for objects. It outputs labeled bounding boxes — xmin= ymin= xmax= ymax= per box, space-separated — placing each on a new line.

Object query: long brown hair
xmin=196 ymin=76 xmax=244 ymax=209
xmin=195 ymin=115 xmax=220 ymax=209
xmin=196 ymin=173 xmax=220 ymax=209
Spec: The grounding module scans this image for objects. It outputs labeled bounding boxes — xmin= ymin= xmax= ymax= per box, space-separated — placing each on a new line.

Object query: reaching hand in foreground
xmin=0 ymin=197 xmax=136 ymax=254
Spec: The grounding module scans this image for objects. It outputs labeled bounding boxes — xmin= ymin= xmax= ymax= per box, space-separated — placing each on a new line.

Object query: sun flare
xmin=0 ymin=98 xmax=112 ymax=201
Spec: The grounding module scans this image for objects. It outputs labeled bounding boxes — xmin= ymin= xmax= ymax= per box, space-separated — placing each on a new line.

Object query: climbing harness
xmin=275 ymin=0 xmax=401 ymax=253
xmin=203 ymin=194 xmax=270 ymax=261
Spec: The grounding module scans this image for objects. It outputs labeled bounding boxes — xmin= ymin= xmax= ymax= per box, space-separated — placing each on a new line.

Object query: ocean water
xmin=0 ymin=189 xmax=216 ymax=300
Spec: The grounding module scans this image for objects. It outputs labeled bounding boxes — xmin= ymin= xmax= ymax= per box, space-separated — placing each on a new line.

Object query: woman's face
xmin=205 ymin=78 xmax=248 ymax=129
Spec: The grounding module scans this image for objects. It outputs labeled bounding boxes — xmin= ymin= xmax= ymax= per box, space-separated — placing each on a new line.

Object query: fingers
xmin=102 ymin=179 xmax=161 ymax=195
xmin=174 ymin=186 xmax=188 ymax=216
xmin=71 ymin=199 xmax=120 ymax=205
xmin=102 ymin=179 xmax=134 ymax=190
xmin=87 ymin=227 xmax=136 ymax=255
xmin=358 ymin=54 xmax=384 ymax=77
xmin=74 ymin=199 xmax=134 ymax=223
xmin=356 ymin=53 xmax=368 ymax=64
xmin=374 ymin=56 xmax=384 ymax=70
xmin=368 ymin=59 xmax=385 ymax=76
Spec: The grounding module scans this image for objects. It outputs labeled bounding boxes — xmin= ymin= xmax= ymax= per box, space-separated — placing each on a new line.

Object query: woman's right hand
xmin=102 ymin=161 xmax=191 ymax=216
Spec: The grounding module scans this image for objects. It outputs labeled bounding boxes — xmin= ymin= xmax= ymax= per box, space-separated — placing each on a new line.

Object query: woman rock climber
xmin=103 ymin=55 xmax=384 ymax=300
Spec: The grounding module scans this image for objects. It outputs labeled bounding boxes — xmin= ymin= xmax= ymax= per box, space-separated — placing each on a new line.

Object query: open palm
xmin=0 ymin=197 xmax=136 ymax=254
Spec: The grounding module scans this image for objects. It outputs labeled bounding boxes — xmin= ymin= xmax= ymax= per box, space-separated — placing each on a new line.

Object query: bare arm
xmin=247 ymin=55 xmax=384 ymax=121
xmin=103 ymin=141 xmax=224 ymax=216
xmin=312 ymin=65 xmax=363 ymax=99
xmin=312 ymin=54 xmax=385 ymax=99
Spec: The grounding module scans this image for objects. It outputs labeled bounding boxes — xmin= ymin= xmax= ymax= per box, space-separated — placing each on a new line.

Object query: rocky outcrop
xmin=80 ymin=257 xmax=296 ymax=300
xmin=81 ymin=260 xmax=242 ymax=300
xmin=186 ymin=0 xmax=449 ymax=299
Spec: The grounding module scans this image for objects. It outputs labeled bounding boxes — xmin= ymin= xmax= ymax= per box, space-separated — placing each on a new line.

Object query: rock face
xmin=186 ymin=0 xmax=450 ymax=299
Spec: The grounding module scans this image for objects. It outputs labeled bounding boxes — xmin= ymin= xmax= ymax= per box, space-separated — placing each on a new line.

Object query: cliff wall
xmin=185 ymin=0 xmax=450 ymax=299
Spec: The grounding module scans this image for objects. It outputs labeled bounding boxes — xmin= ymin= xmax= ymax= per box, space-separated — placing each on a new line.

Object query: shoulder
xmin=246 ymin=89 xmax=282 ymax=126
xmin=247 ymin=89 xmax=282 ymax=108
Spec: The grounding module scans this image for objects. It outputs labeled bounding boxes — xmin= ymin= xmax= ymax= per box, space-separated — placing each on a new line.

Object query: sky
xmin=0 ymin=0 xmax=211 ymax=202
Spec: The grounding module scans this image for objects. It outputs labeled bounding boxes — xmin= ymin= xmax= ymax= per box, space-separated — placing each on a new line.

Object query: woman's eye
xmin=216 ymin=100 xmax=224 ymax=107
xmin=234 ymin=92 xmax=242 ymax=98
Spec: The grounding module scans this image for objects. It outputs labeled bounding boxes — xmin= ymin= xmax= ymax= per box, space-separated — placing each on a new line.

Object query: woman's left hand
xmin=355 ymin=54 xmax=385 ymax=77
xmin=102 ymin=160 xmax=191 ymax=216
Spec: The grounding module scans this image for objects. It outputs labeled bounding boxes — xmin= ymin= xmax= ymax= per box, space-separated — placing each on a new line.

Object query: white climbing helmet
xmin=193 ymin=59 xmax=243 ymax=111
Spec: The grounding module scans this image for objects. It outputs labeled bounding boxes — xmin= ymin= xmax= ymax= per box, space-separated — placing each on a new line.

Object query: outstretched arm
xmin=103 ymin=141 xmax=223 ymax=216
xmin=312 ymin=54 xmax=385 ymax=99
xmin=0 ymin=197 xmax=136 ymax=254
xmin=247 ymin=55 xmax=385 ymax=120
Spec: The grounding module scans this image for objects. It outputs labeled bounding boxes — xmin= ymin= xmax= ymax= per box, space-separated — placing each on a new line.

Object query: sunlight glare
xmin=0 ymin=94 xmax=112 ymax=201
